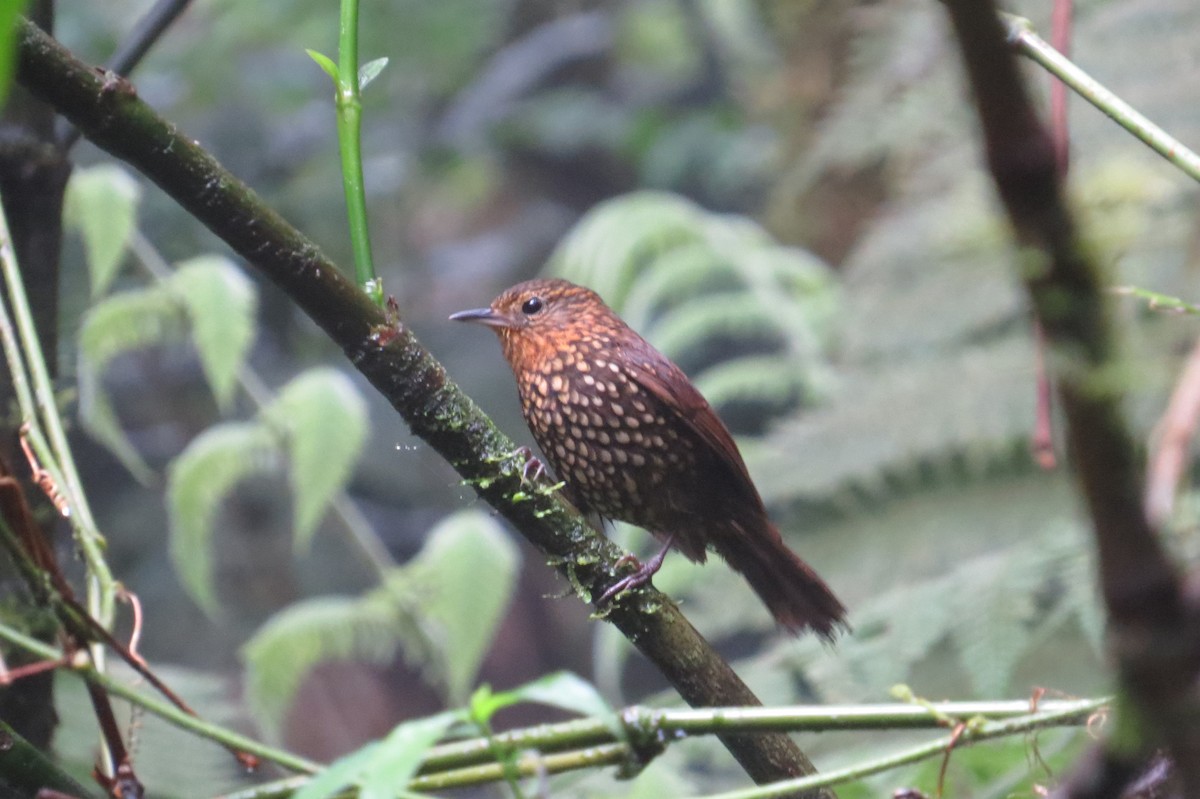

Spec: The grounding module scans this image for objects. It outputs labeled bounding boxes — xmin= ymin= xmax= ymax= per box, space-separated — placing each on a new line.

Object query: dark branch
xmin=13 ymin=18 xmax=830 ymax=797
xmin=942 ymin=1 xmax=1200 ymax=796
xmin=59 ymin=0 xmax=194 ymax=150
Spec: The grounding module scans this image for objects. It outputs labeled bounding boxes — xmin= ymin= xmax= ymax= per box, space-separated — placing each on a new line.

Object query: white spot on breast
xmin=551 ymin=375 xmax=564 ymax=392
xmin=631 ymin=453 xmax=646 ymax=467
xmin=555 ymin=444 xmax=567 ymax=458
xmin=583 ymin=374 xmax=595 ymax=386
xmin=615 ymin=431 xmax=631 ymax=445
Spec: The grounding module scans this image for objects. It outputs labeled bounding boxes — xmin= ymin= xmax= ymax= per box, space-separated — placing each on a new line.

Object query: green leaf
xmin=166 ymin=255 xmax=257 ymax=410
xmin=358 ymin=56 xmax=389 ymax=90
xmin=292 ymin=741 xmax=380 ymax=799
xmin=77 ymin=288 xmax=187 ymax=482
xmin=410 ymin=509 xmax=520 ymax=702
xmin=242 ymin=586 xmax=433 ymax=741
xmin=291 ymin=711 xmax=460 ymax=799
xmin=506 ymin=671 xmax=613 ymax=721
xmin=358 ymin=712 xmax=461 ymax=799
xmin=0 ymin=1 xmax=28 ymax=108
xmin=262 ymin=369 xmax=368 ymax=551
xmin=305 ymin=48 xmax=339 ymax=82
xmin=167 ymin=422 xmax=282 ymax=616
xmin=76 ymin=378 xmax=154 ymax=486
xmin=63 ymin=164 xmax=142 ymax=297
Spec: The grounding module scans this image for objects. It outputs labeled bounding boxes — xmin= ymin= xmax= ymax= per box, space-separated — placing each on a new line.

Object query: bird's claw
xmin=514 ymin=446 xmax=547 ymax=485
xmin=598 ymin=556 xmax=654 ymax=605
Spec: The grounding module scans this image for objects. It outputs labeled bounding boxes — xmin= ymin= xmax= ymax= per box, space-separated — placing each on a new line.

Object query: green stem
xmin=335 ymin=0 xmax=380 ymax=302
xmin=1004 ymin=13 xmax=1200 ymax=184
xmin=698 ymin=701 xmax=1101 ymax=799
xmin=0 ymin=620 xmax=320 ymax=776
xmin=219 ymin=698 xmax=1103 ymax=799
xmin=0 ymin=197 xmax=116 ymax=627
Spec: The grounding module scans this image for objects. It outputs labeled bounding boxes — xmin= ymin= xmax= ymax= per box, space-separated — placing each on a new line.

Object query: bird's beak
xmin=448 ymin=307 xmax=517 ymax=329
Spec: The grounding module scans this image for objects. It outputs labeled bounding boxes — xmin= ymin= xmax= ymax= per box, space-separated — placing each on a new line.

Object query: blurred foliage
xmin=19 ymin=0 xmax=1200 ymax=796
xmin=548 ymin=190 xmax=839 ymax=432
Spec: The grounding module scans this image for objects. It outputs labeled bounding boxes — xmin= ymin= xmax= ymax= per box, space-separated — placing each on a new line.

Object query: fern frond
xmin=548 ymin=191 xmax=839 ymax=428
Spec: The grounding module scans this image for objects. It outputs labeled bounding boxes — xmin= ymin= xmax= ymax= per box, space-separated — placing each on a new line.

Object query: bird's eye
xmin=521 ymin=296 xmax=544 ymax=315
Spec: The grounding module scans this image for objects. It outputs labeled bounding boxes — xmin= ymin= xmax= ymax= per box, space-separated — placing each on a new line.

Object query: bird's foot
xmin=598 ymin=537 xmax=674 ymax=605
xmin=514 ymin=446 xmax=547 ymax=485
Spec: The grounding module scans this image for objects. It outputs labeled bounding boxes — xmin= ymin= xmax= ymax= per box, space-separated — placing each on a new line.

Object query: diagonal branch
xmin=943 ymin=1 xmax=1200 ymax=796
xmin=13 ymin=18 xmax=831 ymax=797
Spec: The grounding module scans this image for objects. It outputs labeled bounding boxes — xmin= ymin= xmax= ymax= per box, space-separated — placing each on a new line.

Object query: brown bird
xmin=450 ymin=278 xmax=847 ymax=641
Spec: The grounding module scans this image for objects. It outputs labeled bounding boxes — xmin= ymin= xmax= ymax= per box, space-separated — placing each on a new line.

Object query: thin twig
xmin=59 ymin=0 xmax=194 ymax=150
xmin=1004 ymin=13 xmax=1200 ymax=184
xmin=1145 ymin=335 xmax=1200 ymax=528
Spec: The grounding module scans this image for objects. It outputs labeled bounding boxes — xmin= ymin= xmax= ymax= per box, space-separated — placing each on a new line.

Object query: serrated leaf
xmin=262 ymin=369 xmax=368 ymax=551
xmin=306 ymin=48 xmax=339 ymax=82
xmin=63 ymin=164 xmax=142 ymax=297
xmin=77 ymin=288 xmax=187 ymax=481
xmin=242 ymin=587 xmax=431 ymax=741
xmin=77 ymin=369 xmax=154 ymax=485
xmin=358 ymin=56 xmax=389 ymax=90
xmin=167 ymin=255 xmax=257 ymax=409
xmin=167 ymin=422 xmax=282 ymax=616
xmin=411 ymin=510 xmax=520 ymax=702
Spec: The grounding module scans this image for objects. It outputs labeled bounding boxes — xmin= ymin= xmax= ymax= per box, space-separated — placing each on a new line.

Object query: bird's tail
xmin=715 ymin=521 xmax=848 ymax=642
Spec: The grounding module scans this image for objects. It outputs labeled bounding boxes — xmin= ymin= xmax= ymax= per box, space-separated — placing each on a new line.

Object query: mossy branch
xmin=13 ymin=18 xmax=827 ymax=796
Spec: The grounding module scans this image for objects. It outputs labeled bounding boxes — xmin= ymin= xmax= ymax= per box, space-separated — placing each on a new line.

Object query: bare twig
xmin=1145 ymin=336 xmax=1200 ymax=527
xmin=59 ymin=0 xmax=194 ymax=150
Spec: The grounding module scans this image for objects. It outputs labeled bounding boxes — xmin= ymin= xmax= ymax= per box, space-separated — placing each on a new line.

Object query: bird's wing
xmin=619 ymin=343 xmax=763 ymax=507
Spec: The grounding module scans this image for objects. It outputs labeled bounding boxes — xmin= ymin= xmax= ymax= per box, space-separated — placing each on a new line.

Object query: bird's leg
xmin=599 ymin=534 xmax=675 ymax=605
xmin=513 ymin=445 xmax=547 ymax=485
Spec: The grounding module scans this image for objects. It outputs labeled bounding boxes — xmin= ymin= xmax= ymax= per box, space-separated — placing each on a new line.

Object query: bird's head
xmin=450 ymin=278 xmax=614 ymax=368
